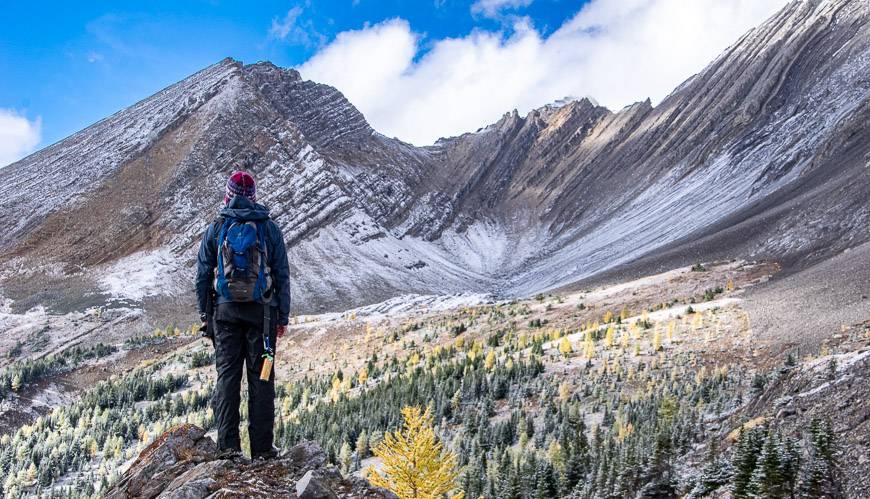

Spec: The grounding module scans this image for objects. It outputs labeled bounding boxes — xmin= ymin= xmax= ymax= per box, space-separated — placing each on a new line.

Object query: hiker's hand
xmin=198 ymin=313 xmax=208 ymax=334
xmin=276 ymin=325 xmax=286 ymax=339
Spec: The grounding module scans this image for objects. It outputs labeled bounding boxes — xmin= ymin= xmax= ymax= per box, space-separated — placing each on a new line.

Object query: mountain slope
xmin=0 ymin=0 xmax=868 ymax=316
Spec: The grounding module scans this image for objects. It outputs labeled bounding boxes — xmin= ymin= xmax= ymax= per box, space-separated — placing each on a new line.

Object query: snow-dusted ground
xmin=0 ymin=292 xmax=145 ymax=367
xmin=348 ymin=292 xmax=494 ymax=318
xmin=289 ymin=291 xmax=495 ymax=327
xmin=540 ymin=295 xmax=743 ymax=352
xmin=99 ymin=247 xmax=187 ymax=301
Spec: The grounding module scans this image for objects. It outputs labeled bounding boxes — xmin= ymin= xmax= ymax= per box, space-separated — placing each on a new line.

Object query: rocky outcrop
xmin=104 ymin=425 xmax=394 ymax=499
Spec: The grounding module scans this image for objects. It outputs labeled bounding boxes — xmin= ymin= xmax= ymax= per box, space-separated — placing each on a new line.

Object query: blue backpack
xmin=213 ymin=217 xmax=273 ymax=303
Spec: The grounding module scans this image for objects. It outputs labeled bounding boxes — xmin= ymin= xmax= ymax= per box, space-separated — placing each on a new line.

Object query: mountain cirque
xmin=0 ymin=0 xmax=867 ymax=333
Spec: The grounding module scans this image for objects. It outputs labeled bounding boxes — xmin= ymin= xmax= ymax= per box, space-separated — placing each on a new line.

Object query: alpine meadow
xmin=0 ymin=0 xmax=869 ymax=498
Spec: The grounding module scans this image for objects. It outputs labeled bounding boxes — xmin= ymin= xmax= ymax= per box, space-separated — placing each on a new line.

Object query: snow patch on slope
xmin=99 ymin=248 xmax=185 ymax=301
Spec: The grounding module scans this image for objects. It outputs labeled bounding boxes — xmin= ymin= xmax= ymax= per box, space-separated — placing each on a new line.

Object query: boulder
xmin=104 ymin=424 xmax=217 ymax=499
xmin=296 ymin=470 xmax=339 ymax=499
xmin=103 ymin=425 xmax=394 ymax=498
xmin=284 ymin=440 xmax=328 ymax=470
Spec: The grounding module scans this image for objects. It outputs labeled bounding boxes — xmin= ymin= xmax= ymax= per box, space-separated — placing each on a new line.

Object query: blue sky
xmin=0 ymin=1 xmax=577 ymax=149
xmin=0 ymin=0 xmax=787 ymax=165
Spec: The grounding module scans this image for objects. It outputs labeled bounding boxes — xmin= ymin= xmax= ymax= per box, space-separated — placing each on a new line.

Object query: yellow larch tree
xmin=617 ymin=421 xmax=634 ymax=442
xmin=583 ymin=330 xmax=596 ymax=359
xmin=24 ymin=462 xmax=37 ymax=485
xmin=547 ymin=440 xmax=565 ymax=471
xmin=467 ymin=342 xmax=482 ymax=362
xmin=630 ymin=323 xmax=640 ymax=340
xmin=484 ymin=350 xmax=497 ymax=370
xmin=367 ymin=406 xmax=464 ymax=499
xmin=407 ymin=352 xmax=421 ymax=368
xmin=558 ymin=337 xmax=573 ymax=357
xmin=516 ymin=333 xmax=527 ymax=349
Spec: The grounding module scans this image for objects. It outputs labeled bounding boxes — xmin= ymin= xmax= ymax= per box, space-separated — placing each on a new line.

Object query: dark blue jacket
xmin=196 ymin=196 xmax=292 ymax=325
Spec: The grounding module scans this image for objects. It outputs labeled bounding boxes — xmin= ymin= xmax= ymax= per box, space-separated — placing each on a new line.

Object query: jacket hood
xmin=219 ymin=196 xmax=271 ymax=221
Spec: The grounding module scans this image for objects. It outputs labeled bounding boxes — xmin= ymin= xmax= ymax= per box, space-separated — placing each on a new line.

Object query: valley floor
xmin=0 ymin=259 xmax=866 ymax=497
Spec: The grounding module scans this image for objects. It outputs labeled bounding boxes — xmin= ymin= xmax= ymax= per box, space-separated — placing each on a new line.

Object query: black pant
xmin=212 ymin=302 xmax=277 ymax=455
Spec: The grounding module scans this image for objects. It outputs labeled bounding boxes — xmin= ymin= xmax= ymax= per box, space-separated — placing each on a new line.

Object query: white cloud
xmin=269 ymin=6 xmax=324 ymax=47
xmin=472 ymin=0 xmax=534 ymax=18
xmin=270 ymin=7 xmax=303 ymax=39
xmin=298 ymin=0 xmax=789 ymax=145
xmin=0 ymin=109 xmax=41 ymax=168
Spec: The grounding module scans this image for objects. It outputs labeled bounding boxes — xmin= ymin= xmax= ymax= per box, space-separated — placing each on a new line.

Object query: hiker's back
xmin=214 ymin=216 xmax=273 ymax=304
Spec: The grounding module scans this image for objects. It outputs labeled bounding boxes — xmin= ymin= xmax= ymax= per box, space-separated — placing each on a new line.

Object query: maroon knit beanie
xmin=225 ymin=171 xmax=256 ymax=204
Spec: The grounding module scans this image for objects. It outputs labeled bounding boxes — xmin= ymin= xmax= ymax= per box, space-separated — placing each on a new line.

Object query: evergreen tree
xmin=521 ymin=451 xmax=538 ymax=497
xmin=638 ymin=431 xmax=677 ymax=498
xmin=615 ymin=438 xmax=642 ymax=497
xmin=748 ymin=430 xmax=783 ymax=498
xmin=494 ymin=450 xmax=514 ymax=499
xmin=686 ymin=439 xmax=732 ymax=498
xmin=563 ymin=449 xmax=586 ymax=492
xmin=533 ymin=460 xmax=558 ymax=499
xmin=501 ymin=466 xmax=521 ymax=499
xmin=731 ymin=426 xmax=763 ymax=498
xmin=778 ymin=435 xmax=801 ymax=497
xmin=460 ymin=461 xmax=484 ymax=499
xmin=798 ymin=419 xmax=843 ymax=499
xmin=338 ymin=441 xmax=353 ymax=474
xmin=354 ymin=430 xmax=369 ymax=470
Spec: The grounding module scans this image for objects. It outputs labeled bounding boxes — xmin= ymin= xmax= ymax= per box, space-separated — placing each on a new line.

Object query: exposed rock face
xmin=104 ymin=424 xmax=394 ymax=499
xmin=0 ymin=0 xmax=868 ymax=314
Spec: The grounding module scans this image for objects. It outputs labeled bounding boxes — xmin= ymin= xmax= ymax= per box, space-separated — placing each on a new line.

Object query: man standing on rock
xmin=196 ymin=170 xmax=291 ymax=459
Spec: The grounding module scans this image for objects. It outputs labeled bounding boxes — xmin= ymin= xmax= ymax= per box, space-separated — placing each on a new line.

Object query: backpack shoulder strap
xmin=214 ymin=217 xmax=233 ymax=299
xmin=211 ymin=216 xmax=226 ymax=244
